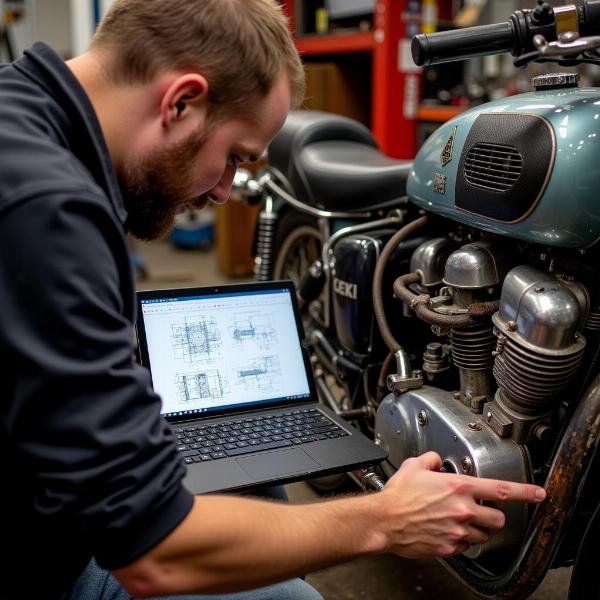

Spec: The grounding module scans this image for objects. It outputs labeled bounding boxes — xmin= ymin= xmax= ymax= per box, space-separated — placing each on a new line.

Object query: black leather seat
xmin=268 ymin=111 xmax=412 ymax=211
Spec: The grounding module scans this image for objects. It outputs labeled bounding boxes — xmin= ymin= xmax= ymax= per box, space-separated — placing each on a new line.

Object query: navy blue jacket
xmin=0 ymin=43 xmax=193 ymax=600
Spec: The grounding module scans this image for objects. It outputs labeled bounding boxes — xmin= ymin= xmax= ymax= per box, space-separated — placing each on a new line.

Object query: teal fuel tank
xmin=407 ymin=79 xmax=600 ymax=249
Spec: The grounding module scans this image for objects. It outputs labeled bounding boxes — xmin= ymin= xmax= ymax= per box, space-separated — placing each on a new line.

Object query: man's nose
xmin=208 ymin=166 xmax=237 ymax=204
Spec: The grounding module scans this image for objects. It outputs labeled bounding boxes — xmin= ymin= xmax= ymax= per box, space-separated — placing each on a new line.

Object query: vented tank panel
xmin=455 ymin=113 xmax=554 ymax=223
xmin=464 ymin=142 xmax=523 ymax=193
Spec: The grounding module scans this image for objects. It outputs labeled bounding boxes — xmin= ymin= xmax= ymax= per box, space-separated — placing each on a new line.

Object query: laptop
xmin=136 ymin=280 xmax=386 ymax=494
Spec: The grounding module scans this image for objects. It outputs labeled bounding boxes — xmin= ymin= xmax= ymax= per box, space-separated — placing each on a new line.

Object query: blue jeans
xmin=65 ymin=559 xmax=324 ymax=600
xmin=65 ymin=487 xmax=324 ymax=600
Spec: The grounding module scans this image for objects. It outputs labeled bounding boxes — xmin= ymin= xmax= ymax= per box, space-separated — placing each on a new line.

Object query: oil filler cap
xmin=532 ymin=72 xmax=579 ymax=90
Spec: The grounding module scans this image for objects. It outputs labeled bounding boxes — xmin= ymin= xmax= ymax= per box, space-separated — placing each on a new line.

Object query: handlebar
xmin=412 ymin=22 xmax=515 ymax=66
xmin=412 ymin=0 xmax=600 ymax=67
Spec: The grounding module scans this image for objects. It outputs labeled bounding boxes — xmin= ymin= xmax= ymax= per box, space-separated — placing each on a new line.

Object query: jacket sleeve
xmin=0 ymin=192 xmax=194 ymax=569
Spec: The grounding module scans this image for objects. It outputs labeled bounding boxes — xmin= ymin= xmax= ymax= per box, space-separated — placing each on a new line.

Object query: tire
xmin=272 ymin=209 xmax=322 ymax=285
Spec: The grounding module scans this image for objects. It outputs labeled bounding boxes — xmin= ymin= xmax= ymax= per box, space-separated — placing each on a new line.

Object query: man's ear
xmin=159 ymin=73 xmax=209 ymax=129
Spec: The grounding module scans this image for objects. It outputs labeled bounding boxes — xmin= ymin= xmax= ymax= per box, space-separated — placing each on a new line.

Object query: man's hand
xmin=372 ymin=451 xmax=546 ymax=559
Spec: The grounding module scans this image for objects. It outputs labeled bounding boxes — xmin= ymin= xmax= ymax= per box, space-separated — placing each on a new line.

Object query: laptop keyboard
xmin=173 ymin=408 xmax=348 ymax=464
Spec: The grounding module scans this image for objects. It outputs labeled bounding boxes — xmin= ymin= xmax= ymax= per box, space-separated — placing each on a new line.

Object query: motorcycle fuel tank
xmin=408 ymin=86 xmax=600 ymax=249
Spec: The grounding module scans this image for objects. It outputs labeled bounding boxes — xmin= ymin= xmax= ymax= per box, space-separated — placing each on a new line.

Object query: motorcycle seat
xmin=268 ymin=111 xmax=412 ymax=212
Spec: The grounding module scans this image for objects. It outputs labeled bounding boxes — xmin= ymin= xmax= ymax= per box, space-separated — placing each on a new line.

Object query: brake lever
xmin=533 ymin=32 xmax=600 ymax=57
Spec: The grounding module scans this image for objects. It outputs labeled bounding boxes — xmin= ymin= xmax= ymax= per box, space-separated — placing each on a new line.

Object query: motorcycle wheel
xmin=568 ymin=504 xmax=600 ymax=599
xmin=272 ymin=209 xmax=322 ymax=283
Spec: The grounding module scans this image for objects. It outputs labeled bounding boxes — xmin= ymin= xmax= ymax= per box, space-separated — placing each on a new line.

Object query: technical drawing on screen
xmin=139 ymin=288 xmax=311 ymax=417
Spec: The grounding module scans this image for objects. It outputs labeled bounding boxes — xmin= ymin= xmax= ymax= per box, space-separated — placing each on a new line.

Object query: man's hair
xmin=91 ymin=0 xmax=304 ymax=118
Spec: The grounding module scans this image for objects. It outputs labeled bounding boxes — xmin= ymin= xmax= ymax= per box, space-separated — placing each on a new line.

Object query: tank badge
xmin=333 ymin=277 xmax=358 ymax=300
xmin=441 ymin=126 xmax=457 ymax=167
xmin=433 ymin=172 xmax=447 ymax=194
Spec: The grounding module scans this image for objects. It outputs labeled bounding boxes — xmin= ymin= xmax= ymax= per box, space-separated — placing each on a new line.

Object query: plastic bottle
xmin=421 ymin=0 xmax=438 ymax=34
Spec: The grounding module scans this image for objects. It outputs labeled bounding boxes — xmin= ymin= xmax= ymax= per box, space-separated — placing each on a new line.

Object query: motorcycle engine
xmin=375 ymin=238 xmax=588 ymax=558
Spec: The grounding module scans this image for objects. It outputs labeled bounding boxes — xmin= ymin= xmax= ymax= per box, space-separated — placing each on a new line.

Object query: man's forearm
xmin=114 ymin=493 xmax=382 ymax=597
xmin=113 ymin=453 xmax=546 ymax=598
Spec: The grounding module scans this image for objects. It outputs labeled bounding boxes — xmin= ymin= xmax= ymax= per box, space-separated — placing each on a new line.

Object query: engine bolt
xmin=453 ymin=392 xmax=461 ymax=400
xmin=533 ymin=424 xmax=553 ymax=442
xmin=461 ymin=457 xmax=473 ymax=474
xmin=507 ymin=320 xmax=517 ymax=331
xmin=467 ymin=422 xmax=482 ymax=432
xmin=426 ymin=343 xmax=442 ymax=357
xmin=417 ymin=410 xmax=428 ymax=427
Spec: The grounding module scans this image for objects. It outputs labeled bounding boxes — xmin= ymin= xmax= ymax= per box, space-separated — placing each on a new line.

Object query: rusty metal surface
xmin=468 ymin=300 xmax=500 ymax=318
xmin=443 ymin=373 xmax=600 ymax=599
xmin=392 ymin=273 xmax=476 ymax=328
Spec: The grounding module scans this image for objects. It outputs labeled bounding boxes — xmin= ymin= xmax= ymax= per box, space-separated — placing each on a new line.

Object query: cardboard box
xmin=216 ymin=200 xmax=260 ymax=278
xmin=303 ymin=61 xmax=371 ymax=126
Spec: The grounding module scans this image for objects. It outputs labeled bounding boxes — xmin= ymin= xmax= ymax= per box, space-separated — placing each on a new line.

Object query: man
xmin=0 ymin=0 xmax=546 ymax=599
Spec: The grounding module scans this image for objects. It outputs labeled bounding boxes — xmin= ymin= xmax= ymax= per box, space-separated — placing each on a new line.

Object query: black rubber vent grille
xmin=464 ymin=143 xmax=523 ymax=192
xmin=455 ymin=113 xmax=554 ymax=222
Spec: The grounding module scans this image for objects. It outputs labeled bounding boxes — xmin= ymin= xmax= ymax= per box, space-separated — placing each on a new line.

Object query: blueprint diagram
xmin=175 ymin=370 xmax=227 ymax=406
xmin=229 ymin=312 xmax=277 ymax=351
xmin=235 ymin=355 xmax=282 ymax=392
xmin=171 ymin=317 xmax=222 ymax=364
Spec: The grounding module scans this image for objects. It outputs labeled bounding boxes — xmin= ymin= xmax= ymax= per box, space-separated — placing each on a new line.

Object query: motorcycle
xmin=234 ymin=112 xmax=427 ymax=434
xmin=234 ymin=1 xmax=600 ymax=597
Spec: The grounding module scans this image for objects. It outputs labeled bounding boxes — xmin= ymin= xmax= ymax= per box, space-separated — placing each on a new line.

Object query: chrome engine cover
xmin=375 ymin=387 xmax=531 ymax=558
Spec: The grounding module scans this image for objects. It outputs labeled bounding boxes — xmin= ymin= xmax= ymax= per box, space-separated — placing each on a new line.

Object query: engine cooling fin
xmin=493 ymin=335 xmax=585 ymax=413
xmin=450 ymin=326 xmax=496 ymax=370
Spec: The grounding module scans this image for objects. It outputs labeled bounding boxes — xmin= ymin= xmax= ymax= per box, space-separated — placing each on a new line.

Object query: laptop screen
xmin=137 ymin=283 xmax=313 ymax=419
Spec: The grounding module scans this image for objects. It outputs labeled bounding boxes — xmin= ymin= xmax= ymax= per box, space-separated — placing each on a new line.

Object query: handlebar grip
xmin=412 ymin=21 xmax=516 ymax=66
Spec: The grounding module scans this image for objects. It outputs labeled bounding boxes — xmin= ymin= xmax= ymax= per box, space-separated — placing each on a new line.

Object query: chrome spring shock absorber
xmin=254 ymin=203 xmax=278 ymax=281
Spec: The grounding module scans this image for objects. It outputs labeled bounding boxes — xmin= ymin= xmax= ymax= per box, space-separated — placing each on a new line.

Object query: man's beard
xmin=120 ymin=128 xmax=209 ymax=240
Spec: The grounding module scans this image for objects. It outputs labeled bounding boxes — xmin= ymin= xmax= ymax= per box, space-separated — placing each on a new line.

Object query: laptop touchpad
xmin=236 ymin=448 xmax=321 ymax=480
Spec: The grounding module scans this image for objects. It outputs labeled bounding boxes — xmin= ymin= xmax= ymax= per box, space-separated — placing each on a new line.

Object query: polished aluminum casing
xmin=494 ymin=265 xmax=584 ymax=350
xmin=375 ymin=388 xmax=531 ymax=558
xmin=443 ymin=242 xmax=511 ymax=290
xmin=409 ymin=237 xmax=455 ymax=287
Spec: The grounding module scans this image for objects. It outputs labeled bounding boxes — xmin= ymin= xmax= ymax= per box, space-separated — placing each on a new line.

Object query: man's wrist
xmin=340 ymin=492 xmax=391 ymax=556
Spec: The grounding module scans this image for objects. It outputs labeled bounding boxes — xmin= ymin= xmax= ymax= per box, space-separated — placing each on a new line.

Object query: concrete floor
xmin=134 ymin=236 xmax=572 ymax=600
